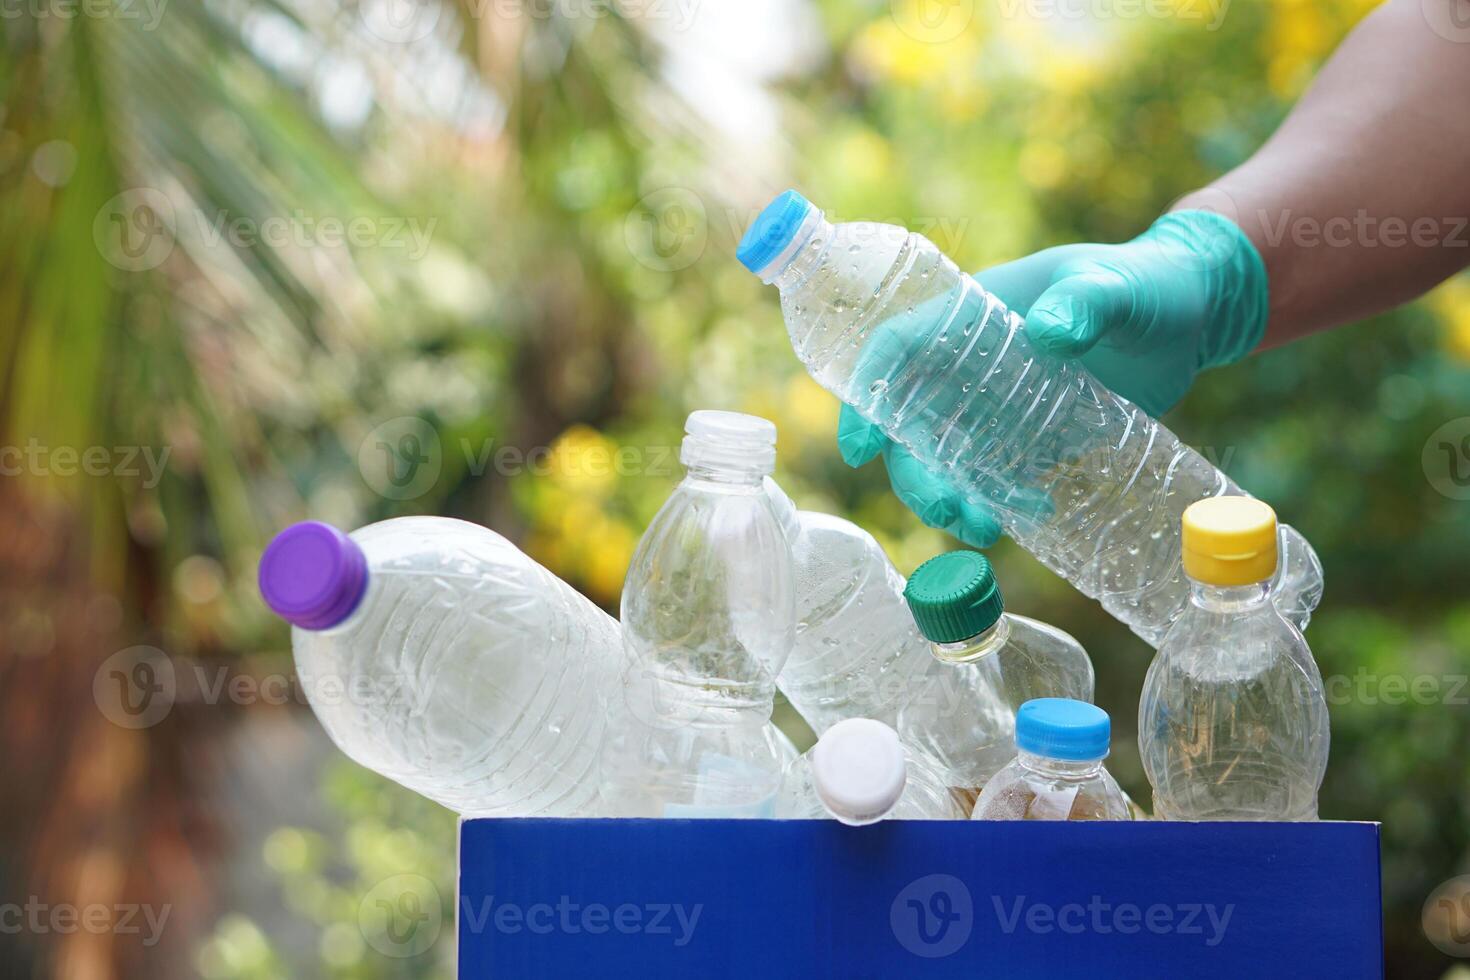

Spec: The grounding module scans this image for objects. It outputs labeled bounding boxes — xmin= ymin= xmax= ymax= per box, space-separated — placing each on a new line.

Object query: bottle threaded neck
xmin=679 ymin=410 xmax=777 ymax=479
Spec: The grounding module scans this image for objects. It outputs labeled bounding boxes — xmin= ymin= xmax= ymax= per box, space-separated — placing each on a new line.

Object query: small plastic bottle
xmin=776 ymin=719 xmax=968 ymax=824
xmin=599 ymin=411 xmax=797 ymax=817
xmin=1138 ymin=497 xmax=1330 ymax=821
xmin=972 ymin=699 xmax=1131 ymax=821
xmin=900 ymin=550 xmax=1094 ymax=804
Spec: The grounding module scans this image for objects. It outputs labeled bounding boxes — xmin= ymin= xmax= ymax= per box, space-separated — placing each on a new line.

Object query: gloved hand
xmin=837 ymin=209 xmax=1269 ymax=548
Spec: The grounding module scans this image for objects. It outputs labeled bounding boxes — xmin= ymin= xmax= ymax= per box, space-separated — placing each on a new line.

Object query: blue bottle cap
xmin=1015 ymin=698 xmax=1110 ymax=761
xmin=737 ymin=189 xmax=814 ymax=275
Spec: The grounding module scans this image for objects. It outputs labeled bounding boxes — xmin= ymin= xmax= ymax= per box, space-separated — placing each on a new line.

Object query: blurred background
xmin=3 ymin=0 xmax=1469 ymax=975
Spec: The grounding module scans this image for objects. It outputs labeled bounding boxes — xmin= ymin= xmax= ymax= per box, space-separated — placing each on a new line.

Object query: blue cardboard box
xmin=458 ymin=818 xmax=1382 ymax=978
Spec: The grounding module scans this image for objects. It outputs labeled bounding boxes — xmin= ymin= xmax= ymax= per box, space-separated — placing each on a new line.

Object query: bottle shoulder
xmin=1156 ymin=601 xmax=1315 ymax=661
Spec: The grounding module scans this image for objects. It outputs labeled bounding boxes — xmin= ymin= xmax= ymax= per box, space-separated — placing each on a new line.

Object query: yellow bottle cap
xmin=1181 ymin=496 xmax=1278 ymax=586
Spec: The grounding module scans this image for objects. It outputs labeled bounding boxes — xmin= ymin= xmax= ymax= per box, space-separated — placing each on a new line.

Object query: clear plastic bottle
xmin=762 ymin=478 xmax=950 ymax=732
xmin=599 ymin=411 xmax=797 ymax=817
xmin=776 ymin=718 xmax=967 ymax=823
xmin=738 ymin=190 xmax=1323 ymax=645
xmin=972 ymin=698 xmax=1131 ymax=821
xmin=900 ymin=549 xmax=1094 ymax=806
xmin=259 ymin=517 xmax=616 ymax=817
xmin=1138 ymin=497 xmax=1329 ymax=821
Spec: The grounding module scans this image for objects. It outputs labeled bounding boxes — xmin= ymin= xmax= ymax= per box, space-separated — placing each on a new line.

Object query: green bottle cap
xmin=903 ymin=550 xmax=1005 ymax=644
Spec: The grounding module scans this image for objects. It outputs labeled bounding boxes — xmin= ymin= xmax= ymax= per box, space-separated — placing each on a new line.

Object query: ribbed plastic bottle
xmin=972 ymin=699 xmax=1131 ymax=821
xmin=901 ymin=550 xmax=1094 ymax=804
xmin=737 ymin=190 xmax=1323 ymax=645
xmin=1138 ymin=497 xmax=1329 ymax=821
xmin=598 ymin=411 xmax=798 ymax=817
xmin=762 ymin=477 xmax=958 ymax=732
xmin=259 ymin=517 xmax=616 ymax=817
xmin=776 ymin=718 xmax=967 ymax=823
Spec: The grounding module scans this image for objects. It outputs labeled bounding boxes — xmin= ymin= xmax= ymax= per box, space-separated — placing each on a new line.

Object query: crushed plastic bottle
xmin=599 ymin=411 xmax=797 ymax=817
xmin=763 ymin=477 xmax=952 ymax=732
xmin=738 ymin=189 xmax=1323 ymax=645
xmin=972 ymin=699 xmax=1131 ymax=821
xmin=776 ymin=718 xmax=967 ymax=823
xmin=1138 ymin=497 xmax=1329 ymax=821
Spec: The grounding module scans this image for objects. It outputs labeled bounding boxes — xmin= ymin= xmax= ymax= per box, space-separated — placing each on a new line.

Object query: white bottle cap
xmin=811 ymin=718 xmax=908 ymax=826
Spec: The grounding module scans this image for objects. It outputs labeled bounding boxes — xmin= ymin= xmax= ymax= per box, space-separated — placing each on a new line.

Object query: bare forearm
xmin=1174 ymin=0 xmax=1470 ymax=347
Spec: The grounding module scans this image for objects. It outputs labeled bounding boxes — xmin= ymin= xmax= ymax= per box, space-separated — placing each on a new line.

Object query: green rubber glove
xmin=837 ymin=209 xmax=1269 ymax=548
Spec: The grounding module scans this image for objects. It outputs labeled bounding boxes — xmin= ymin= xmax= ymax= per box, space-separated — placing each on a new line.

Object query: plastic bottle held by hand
xmin=762 ymin=478 xmax=963 ymax=732
xmin=599 ymin=411 xmax=797 ymax=817
xmin=972 ymin=699 xmax=1131 ymax=821
xmin=900 ymin=550 xmax=1094 ymax=801
xmin=259 ymin=517 xmax=616 ymax=817
xmin=737 ymin=190 xmax=1323 ymax=645
xmin=1138 ymin=497 xmax=1329 ymax=821
xmin=776 ymin=718 xmax=967 ymax=823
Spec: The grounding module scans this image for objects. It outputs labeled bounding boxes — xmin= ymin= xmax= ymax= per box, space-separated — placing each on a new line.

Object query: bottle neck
xmin=1189 ymin=580 xmax=1270 ymax=613
xmin=679 ymin=429 xmax=774 ymax=488
xmin=930 ymin=616 xmax=1010 ymax=664
xmin=766 ymin=212 xmax=833 ymax=288
xmin=1017 ymin=749 xmax=1103 ymax=780
xmin=680 ymin=465 xmax=767 ymax=491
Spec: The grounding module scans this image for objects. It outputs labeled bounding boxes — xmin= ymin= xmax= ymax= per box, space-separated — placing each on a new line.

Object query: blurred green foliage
xmin=5 ymin=0 xmax=1470 ymax=975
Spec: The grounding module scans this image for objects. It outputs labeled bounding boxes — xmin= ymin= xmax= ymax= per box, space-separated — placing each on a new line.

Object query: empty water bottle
xmin=259 ymin=517 xmax=616 ymax=817
xmin=900 ymin=549 xmax=1094 ymax=802
xmin=762 ymin=478 xmax=957 ymax=732
xmin=972 ymin=699 xmax=1131 ymax=821
xmin=738 ymin=190 xmax=1322 ymax=645
xmin=1138 ymin=497 xmax=1329 ymax=821
xmin=777 ymin=718 xmax=967 ymax=823
xmin=599 ymin=411 xmax=797 ymax=817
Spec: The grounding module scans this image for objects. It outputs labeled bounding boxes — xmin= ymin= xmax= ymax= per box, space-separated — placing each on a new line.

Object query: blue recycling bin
xmin=457 ymin=817 xmax=1382 ymax=978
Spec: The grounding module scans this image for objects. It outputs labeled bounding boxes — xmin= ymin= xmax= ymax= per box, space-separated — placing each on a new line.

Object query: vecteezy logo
xmin=1423 ymin=0 xmax=1470 ymax=44
xmin=359 ymin=874 xmax=443 ymax=958
xmin=891 ymin=0 xmax=974 ymax=44
xmin=1425 ymin=875 xmax=1470 ymax=957
xmin=890 ymin=873 xmax=973 ymax=958
xmin=93 ymin=646 xmax=177 ymax=729
xmin=1422 ymin=417 xmax=1470 ymax=501
xmin=93 ymin=188 xmax=177 ymax=272
xmin=360 ymin=0 xmax=442 ymax=44
xmin=624 ymin=188 xmax=708 ymax=272
xmin=358 ymin=416 xmax=442 ymax=500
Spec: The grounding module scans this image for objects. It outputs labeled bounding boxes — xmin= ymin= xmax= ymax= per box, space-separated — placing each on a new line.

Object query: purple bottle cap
xmin=259 ymin=521 xmax=368 ymax=630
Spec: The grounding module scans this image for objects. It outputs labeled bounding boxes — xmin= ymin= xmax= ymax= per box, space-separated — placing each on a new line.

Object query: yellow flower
xmin=851 ymin=10 xmax=981 ymax=87
xmin=549 ymin=425 xmax=617 ymax=498
xmin=1431 ymin=278 xmax=1470 ymax=363
xmin=1266 ymin=0 xmax=1335 ymax=97
xmin=582 ymin=519 xmax=637 ymax=604
xmin=782 ymin=374 xmax=837 ymax=445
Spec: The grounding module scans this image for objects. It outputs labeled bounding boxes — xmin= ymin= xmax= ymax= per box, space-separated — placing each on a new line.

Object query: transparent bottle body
xmin=291 ymin=517 xmax=615 ymax=817
xmin=776 ymin=743 xmax=968 ymax=822
xmin=1138 ymin=583 xmax=1329 ymax=821
xmin=971 ymin=751 xmax=1132 ymax=821
xmin=769 ymin=218 xmax=1323 ymax=645
xmin=765 ymin=478 xmax=941 ymax=732
xmin=601 ymin=469 xmax=797 ymax=817
xmin=900 ymin=613 xmax=1095 ymax=804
